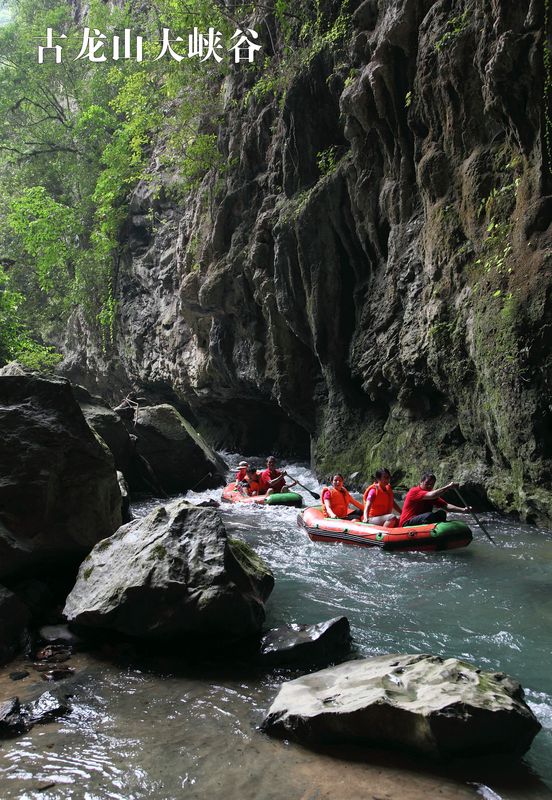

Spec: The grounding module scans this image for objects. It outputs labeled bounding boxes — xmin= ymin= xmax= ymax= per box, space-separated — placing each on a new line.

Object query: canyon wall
xmin=62 ymin=0 xmax=552 ymax=523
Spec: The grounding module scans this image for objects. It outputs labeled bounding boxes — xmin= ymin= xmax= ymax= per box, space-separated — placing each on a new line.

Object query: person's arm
xmin=267 ymin=470 xmax=287 ymax=487
xmin=362 ymin=489 xmax=376 ymax=522
xmin=445 ymin=503 xmax=472 ymax=513
xmin=322 ymin=490 xmax=336 ymax=519
xmin=424 ymin=481 xmax=458 ymax=500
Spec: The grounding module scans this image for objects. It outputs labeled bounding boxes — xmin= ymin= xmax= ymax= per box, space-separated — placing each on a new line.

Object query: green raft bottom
xmin=432 ymin=520 xmax=473 ymax=538
xmin=265 ymin=491 xmax=303 ymax=508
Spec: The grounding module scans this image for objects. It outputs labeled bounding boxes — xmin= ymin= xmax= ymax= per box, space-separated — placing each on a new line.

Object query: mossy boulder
xmin=64 ymin=500 xmax=273 ymax=641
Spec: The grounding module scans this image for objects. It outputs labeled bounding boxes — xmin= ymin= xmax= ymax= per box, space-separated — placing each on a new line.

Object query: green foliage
xmin=316 ymin=145 xmax=340 ymax=176
xmin=404 ymin=90 xmax=412 ymax=108
xmin=0 ymin=0 xmax=238 ymax=351
xmin=472 ymin=152 xmax=520 ymax=284
xmin=435 ymin=10 xmax=470 ymax=52
xmin=246 ymin=1 xmax=351 ymax=107
xmin=0 ymin=265 xmax=62 ymax=368
xmin=8 ymin=187 xmax=80 ymax=295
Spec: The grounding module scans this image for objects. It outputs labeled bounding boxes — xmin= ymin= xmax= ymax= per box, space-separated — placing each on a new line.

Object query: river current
xmin=1 ymin=459 xmax=552 ymax=799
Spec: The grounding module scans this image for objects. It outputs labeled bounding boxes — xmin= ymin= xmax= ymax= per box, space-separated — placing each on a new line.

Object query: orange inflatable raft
xmin=222 ymin=482 xmax=303 ymax=507
xmin=297 ymin=506 xmax=472 ymax=552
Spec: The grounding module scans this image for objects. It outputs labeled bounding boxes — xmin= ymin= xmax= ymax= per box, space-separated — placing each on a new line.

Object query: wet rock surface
xmin=0 ymin=691 xmax=71 ymax=739
xmin=260 ymin=616 xmax=352 ymax=667
xmin=0 ymin=370 xmax=122 ymax=581
xmin=64 ymin=499 xmax=274 ymax=641
xmin=262 ymin=653 xmax=542 ymax=758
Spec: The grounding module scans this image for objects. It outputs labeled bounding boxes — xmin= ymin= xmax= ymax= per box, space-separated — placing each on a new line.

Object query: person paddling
xmin=362 ymin=468 xmax=401 ymax=527
xmin=400 ymin=472 xmax=472 ymax=527
xmin=322 ymin=474 xmax=364 ymax=520
xmin=259 ymin=456 xmax=297 ymax=495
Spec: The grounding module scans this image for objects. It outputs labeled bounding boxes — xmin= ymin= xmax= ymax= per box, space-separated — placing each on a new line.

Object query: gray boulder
xmin=72 ymin=385 xmax=139 ymax=482
xmin=260 ymin=617 xmax=351 ymax=667
xmin=64 ymin=500 xmax=274 ymax=641
xmin=262 ymin=653 xmax=541 ymax=758
xmin=128 ymin=404 xmax=227 ymax=494
xmin=0 ymin=586 xmax=30 ymax=665
xmin=0 ymin=370 xmax=122 ymax=580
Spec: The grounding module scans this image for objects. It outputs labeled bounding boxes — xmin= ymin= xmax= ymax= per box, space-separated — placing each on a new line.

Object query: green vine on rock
xmin=435 ymin=9 xmax=470 ymax=52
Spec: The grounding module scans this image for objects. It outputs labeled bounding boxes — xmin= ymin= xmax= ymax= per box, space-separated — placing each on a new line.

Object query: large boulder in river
xmin=64 ymin=499 xmax=274 ymax=641
xmin=262 ymin=653 xmax=541 ymax=758
xmin=0 ymin=370 xmax=122 ymax=580
xmin=125 ymin=404 xmax=227 ymax=494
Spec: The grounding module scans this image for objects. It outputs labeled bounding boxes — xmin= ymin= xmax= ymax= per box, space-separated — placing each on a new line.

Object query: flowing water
xmin=1 ymin=459 xmax=552 ymax=800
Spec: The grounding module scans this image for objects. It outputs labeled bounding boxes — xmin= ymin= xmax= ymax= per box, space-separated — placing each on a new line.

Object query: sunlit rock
xmin=263 ymin=653 xmax=541 ymax=758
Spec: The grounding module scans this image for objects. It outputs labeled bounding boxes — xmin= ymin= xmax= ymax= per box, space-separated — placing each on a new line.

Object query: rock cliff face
xmin=61 ymin=0 xmax=552 ymax=524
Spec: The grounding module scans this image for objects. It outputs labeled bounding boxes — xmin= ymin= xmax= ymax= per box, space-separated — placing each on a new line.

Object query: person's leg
xmin=368 ymin=513 xmax=398 ymax=527
xmin=404 ymin=509 xmax=447 ymax=526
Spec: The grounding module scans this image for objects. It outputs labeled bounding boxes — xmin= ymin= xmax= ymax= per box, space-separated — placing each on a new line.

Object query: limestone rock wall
xmin=61 ymin=0 xmax=552 ymax=524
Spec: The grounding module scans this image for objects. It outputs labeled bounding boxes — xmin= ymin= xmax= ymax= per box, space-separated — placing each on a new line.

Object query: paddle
xmin=286 ymin=474 xmax=320 ymax=500
xmin=454 ymin=487 xmax=496 ymax=545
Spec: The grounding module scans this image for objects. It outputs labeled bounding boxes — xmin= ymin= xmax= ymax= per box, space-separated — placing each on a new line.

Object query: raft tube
xmin=222 ymin=482 xmax=303 ymax=508
xmin=297 ymin=506 xmax=472 ymax=552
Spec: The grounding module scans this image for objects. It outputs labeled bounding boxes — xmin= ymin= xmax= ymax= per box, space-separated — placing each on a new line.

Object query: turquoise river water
xmin=1 ymin=460 xmax=552 ymax=800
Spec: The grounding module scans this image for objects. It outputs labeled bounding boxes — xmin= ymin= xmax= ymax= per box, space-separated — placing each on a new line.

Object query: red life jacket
xmin=246 ymin=479 xmax=261 ymax=496
xmin=363 ymin=482 xmax=394 ymax=516
xmin=322 ymin=486 xmax=351 ymax=518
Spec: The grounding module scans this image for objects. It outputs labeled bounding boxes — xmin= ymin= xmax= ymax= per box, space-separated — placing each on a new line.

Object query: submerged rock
xmin=27 ymin=691 xmax=70 ymax=724
xmin=0 ymin=692 xmax=71 ymax=738
xmin=0 ymin=370 xmax=122 ymax=581
xmin=263 ymin=653 xmax=541 ymax=758
xmin=260 ymin=617 xmax=352 ymax=667
xmin=64 ymin=500 xmax=274 ymax=641
xmin=127 ymin=404 xmax=227 ymax=494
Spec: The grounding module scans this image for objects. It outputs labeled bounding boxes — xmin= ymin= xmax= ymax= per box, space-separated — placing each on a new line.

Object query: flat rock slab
xmin=260 ymin=617 xmax=351 ymax=667
xmin=262 ymin=653 xmax=541 ymax=758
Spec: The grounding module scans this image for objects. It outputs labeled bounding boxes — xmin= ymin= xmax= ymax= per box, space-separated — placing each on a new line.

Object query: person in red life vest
xmin=322 ymin=474 xmax=364 ymax=519
xmin=362 ymin=468 xmax=402 ymax=527
xmin=243 ymin=467 xmax=262 ymax=496
xmin=235 ymin=460 xmax=249 ymax=482
xmin=259 ymin=456 xmax=297 ymax=495
xmin=399 ymin=472 xmax=472 ymax=527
